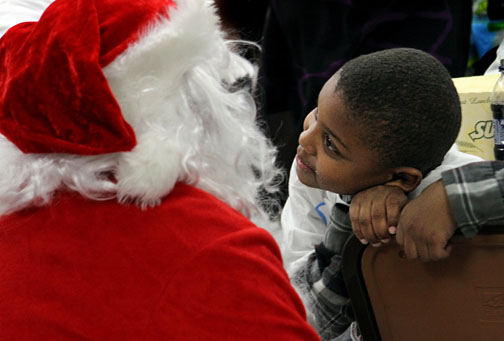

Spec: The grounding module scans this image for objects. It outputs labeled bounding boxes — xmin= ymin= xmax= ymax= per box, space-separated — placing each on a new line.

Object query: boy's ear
xmin=384 ymin=167 xmax=423 ymax=193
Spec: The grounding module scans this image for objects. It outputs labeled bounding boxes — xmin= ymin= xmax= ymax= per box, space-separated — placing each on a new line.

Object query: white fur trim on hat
xmin=104 ymin=0 xmax=255 ymax=206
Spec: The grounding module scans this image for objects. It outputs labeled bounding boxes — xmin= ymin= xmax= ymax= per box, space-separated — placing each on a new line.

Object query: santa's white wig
xmin=0 ymin=0 xmax=282 ymax=224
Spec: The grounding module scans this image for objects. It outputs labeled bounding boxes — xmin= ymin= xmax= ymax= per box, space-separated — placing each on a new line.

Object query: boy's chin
xmin=295 ymin=166 xmax=316 ymax=187
xmin=296 ymin=169 xmax=329 ymax=191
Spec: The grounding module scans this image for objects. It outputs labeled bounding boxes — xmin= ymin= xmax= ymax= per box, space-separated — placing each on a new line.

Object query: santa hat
xmin=0 ymin=0 xmax=252 ymax=206
xmin=0 ymin=0 xmax=185 ymax=154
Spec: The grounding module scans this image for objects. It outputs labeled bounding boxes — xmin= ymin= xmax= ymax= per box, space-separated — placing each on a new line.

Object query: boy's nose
xmin=302 ymin=110 xmax=315 ymax=130
xmin=299 ymin=128 xmax=316 ymax=155
xmin=299 ymin=110 xmax=317 ymax=155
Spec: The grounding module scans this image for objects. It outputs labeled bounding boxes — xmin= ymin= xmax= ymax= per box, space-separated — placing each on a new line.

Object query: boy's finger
xmin=370 ymin=201 xmax=389 ymax=240
xmin=429 ymin=244 xmax=450 ymax=261
xmin=429 ymin=236 xmax=451 ymax=261
xmin=403 ymin=236 xmax=418 ymax=259
xmin=350 ymin=198 xmax=373 ymax=242
xmin=349 ymin=203 xmax=365 ymax=241
xmin=385 ymin=196 xmax=404 ymax=230
xmin=395 ymin=223 xmax=405 ymax=245
xmin=359 ymin=204 xmax=379 ymax=243
xmin=416 ymin=241 xmax=431 ymax=262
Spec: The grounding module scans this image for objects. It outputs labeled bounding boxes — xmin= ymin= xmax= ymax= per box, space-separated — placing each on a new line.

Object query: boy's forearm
xmin=441 ymin=161 xmax=504 ymax=237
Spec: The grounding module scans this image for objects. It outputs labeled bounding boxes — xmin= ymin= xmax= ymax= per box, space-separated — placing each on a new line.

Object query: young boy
xmin=279 ymin=48 xmax=482 ymax=340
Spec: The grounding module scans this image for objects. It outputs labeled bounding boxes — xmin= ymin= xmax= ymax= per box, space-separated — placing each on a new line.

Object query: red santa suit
xmin=0 ymin=184 xmax=319 ymax=340
xmin=0 ymin=0 xmax=320 ymax=339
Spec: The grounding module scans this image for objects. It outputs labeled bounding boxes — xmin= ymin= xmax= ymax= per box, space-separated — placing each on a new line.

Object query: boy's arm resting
xmin=396 ymin=180 xmax=457 ymax=260
xmin=349 ymin=145 xmax=482 ymax=247
xmin=349 ymin=185 xmax=407 ymax=246
xmin=441 ymin=160 xmax=504 ymax=237
xmin=396 ymin=161 xmax=504 ymax=260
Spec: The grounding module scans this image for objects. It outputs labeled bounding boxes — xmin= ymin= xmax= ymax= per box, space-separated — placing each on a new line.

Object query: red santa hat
xmin=0 ymin=0 xmax=249 ymax=207
xmin=0 ymin=0 xmax=189 ymax=155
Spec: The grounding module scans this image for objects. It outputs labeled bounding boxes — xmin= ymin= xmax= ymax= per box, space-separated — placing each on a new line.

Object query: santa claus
xmin=0 ymin=0 xmax=319 ymax=339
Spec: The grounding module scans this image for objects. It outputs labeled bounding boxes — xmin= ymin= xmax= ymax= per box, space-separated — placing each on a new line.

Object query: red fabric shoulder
xmin=0 ymin=183 xmax=320 ymax=340
xmin=150 ymin=227 xmax=321 ymax=340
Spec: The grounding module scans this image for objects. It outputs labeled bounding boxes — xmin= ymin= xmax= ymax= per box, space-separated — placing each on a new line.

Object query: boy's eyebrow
xmin=315 ymin=108 xmax=349 ymax=151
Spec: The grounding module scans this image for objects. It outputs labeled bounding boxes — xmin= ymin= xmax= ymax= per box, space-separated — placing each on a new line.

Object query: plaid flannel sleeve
xmin=441 ymin=161 xmax=504 ymax=238
xmin=291 ymin=203 xmax=357 ymax=340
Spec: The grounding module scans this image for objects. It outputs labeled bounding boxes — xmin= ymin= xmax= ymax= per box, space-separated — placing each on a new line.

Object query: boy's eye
xmin=324 ymin=134 xmax=340 ymax=155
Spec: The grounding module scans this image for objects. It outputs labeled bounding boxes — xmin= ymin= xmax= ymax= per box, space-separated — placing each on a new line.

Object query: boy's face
xmin=296 ymin=75 xmax=393 ymax=195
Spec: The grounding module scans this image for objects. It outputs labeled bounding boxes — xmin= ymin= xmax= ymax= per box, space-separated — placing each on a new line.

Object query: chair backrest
xmin=342 ymin=227 xmax=504 ymax=341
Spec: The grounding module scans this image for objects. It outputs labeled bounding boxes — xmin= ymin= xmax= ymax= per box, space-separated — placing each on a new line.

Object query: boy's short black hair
xmin=336 ymin=48 xmax=461 ymax=174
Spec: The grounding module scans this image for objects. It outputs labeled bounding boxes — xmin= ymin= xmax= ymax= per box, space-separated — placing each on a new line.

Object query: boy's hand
xmin=350 ymin=185 xmax=407 ymax=246
xmin=396 ymin=180 xmax=457 ymax=261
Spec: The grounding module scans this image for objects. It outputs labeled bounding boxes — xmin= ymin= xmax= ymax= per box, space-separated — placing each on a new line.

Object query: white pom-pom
xmin=116 ymin=131 xmax=182 ymax=208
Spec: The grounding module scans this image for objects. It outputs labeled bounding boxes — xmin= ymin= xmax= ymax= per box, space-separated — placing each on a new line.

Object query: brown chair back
xmin=342 ymin=227 xmax=504 ymax=341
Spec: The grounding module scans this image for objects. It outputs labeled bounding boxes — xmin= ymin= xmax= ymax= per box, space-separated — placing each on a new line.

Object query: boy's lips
xmin=296 ymin=154 xmax=315 ymax=173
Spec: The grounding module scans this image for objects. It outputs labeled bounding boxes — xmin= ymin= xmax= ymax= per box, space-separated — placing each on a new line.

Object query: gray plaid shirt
xmin=442 ymin=161 xmax=504 ymax=237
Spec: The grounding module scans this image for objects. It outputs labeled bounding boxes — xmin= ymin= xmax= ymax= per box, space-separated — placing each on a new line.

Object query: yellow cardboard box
xmin=452 ymin=74 xmax=499 ymax=161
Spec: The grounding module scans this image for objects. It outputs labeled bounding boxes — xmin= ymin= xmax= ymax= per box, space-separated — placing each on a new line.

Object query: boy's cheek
xmin=317 ymin=177 xmax=359 ymax=197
